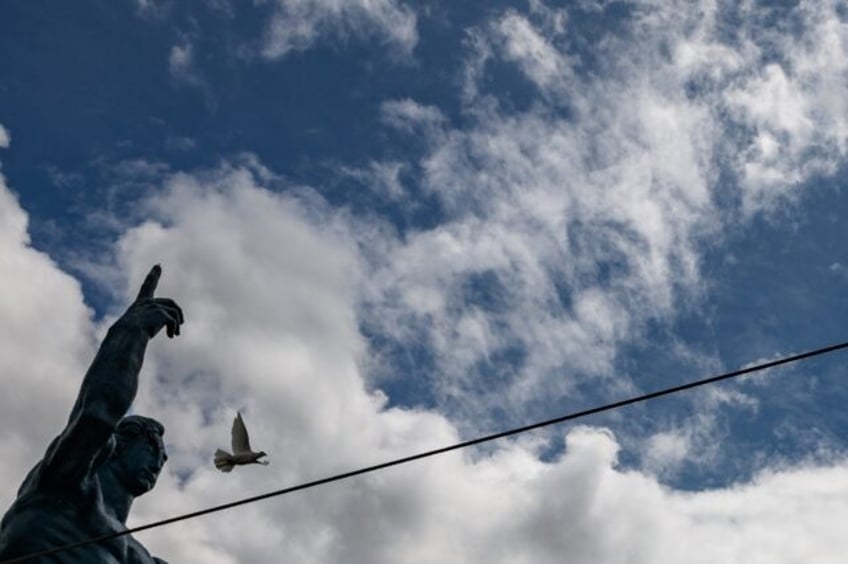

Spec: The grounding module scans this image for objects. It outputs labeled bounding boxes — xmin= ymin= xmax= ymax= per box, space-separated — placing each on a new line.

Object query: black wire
xmin=4 ymin=340 xmax=848 ymax=563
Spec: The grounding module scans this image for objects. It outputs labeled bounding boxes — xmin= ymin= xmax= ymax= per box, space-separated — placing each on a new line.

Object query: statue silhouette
xmin=0 ymin=265 xmax=184 ymax=563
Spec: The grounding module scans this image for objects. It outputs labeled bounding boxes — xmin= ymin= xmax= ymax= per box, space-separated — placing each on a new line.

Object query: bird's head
xmin=256 ymin=451 xmax=270 ymax=465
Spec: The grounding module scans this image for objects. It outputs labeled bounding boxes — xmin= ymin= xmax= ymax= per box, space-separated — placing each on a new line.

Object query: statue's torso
xmin=0 ymin=480 xmax=161 ymax=563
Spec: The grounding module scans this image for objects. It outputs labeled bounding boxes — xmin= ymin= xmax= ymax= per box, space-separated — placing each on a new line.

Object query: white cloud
xmin=261 ymin=0 xmax=418 ymax=60
xmin=666 ymin=0 xmax=848 ymax=213
xmin=169 ymin=43 xmax=196 ymax=82
xmin=0 ymin=170 xmax=96 ymax=511
xmin=1 ymin=157 xmax=848 ymax=562
xmin=355 ymin=0 xmax=848 ymax=429
xmin=97 ymin=161 xmax=844 ymax=563
xmin=166 ymin=35 xmax=219 ymax=111
xmin=0 ymin=124 xmax=9 ymax=149
xmin=495 ymin=11 xmax=573 ymax=95
xmin=166 ymin=135 xmax=198 ymax=153
xmin=133 ymin=0 xmax=171 ymax=19
xmin=167 ymin=39 xmax=217 ymax=112
xmin=363 ymin=29 xmax=719 ymax=420
xmin=380 ymin=99 xmax=446 ymax=135
xmin=338 ymin=160 xmax=409 ymax=201
xmin=644 ymin=429 xmax=691 ymax=475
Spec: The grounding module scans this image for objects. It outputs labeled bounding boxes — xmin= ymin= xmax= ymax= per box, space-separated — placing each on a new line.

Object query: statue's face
xmin=115 ymin=434 xmax=168 ymax=496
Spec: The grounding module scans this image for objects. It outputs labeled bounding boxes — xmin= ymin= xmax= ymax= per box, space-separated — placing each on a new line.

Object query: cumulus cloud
xmin=261 ymin=0 xmax=418 ymax=60
xmin=0 ymin=124 xmax=9 ymax=149
xmin=1 ymin=154 xmax=848 ymax=562
xmin=0 ymin=169 xmax=96 ymax=511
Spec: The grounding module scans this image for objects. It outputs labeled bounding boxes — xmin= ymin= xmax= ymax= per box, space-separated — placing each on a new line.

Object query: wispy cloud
xmin=260 ymin=0 xmax=418 ymax=60
xmin=357 ymin=0 xmax=848 ymax=430
xmin=132 ymin=0 xmax=171 ymax=19
xmin=362 ymin=8 xmax=718 ymax=423
xmin=169 ymin=42 xmax=197 ymax=83
xmin=380 ymin=99 xmax=446 ymax=135
xmin=168 ymin=36 xmax=219 ymax=112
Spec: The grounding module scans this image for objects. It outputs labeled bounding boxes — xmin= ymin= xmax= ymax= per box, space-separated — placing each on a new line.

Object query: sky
xmin=2 ymin=0 xmax=848 ymax=562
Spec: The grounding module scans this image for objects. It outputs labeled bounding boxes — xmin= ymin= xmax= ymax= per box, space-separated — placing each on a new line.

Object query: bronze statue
xmin=0 ymin=265 xmax=184 ymax=563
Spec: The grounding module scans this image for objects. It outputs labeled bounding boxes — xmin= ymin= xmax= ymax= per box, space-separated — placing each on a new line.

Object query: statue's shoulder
xmin=17 ymin=457 xmax=99 ymax=498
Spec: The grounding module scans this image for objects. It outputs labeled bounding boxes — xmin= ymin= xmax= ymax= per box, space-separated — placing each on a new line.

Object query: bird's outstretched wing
xmin=231 ymin=412 xmax=252 ymax=454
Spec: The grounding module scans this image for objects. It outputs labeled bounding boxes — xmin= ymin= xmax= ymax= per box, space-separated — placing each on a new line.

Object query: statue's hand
xmin=115 ymin=265 xmax=184 ymax=339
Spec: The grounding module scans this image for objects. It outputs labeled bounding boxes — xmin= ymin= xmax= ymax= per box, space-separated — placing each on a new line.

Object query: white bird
xmin=214 ymin=412 xmax=269 ymax=472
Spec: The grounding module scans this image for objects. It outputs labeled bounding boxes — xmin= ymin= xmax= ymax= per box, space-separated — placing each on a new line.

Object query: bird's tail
xmin=214 ymin=449 xmax=235 ymax=473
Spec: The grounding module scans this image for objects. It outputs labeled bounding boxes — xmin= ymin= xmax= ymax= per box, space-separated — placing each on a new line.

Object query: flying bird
xmin=214 ymin=412 xmax=269 ymax=472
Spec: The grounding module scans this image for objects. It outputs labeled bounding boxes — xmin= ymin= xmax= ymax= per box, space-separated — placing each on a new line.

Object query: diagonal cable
xmin=4 ymin=340 xmax=848 ymax=563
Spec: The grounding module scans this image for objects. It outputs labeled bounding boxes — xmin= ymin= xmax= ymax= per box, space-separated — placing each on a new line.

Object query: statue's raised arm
xmin=40 ymin=264 xmax=183 ymax=488
xmin=0 ymin=264 xmax=184 ymax=563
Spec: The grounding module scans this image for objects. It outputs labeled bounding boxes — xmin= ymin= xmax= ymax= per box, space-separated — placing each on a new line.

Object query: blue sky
xmin=2 ymin=0 xmax=848 ymax=562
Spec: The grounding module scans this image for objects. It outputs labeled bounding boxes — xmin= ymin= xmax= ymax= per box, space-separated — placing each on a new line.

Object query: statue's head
xmin=108 ymin=415 xmax=168 ymax=496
